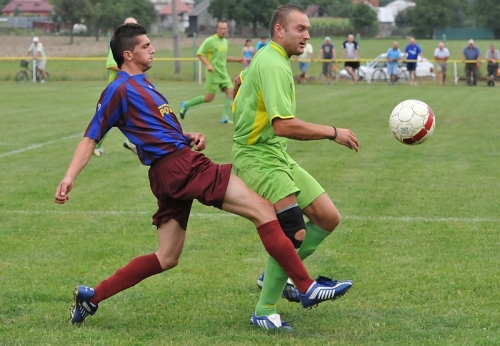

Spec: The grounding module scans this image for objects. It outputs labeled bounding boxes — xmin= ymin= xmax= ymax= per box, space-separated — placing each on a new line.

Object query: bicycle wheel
xmin=15 ymin=71 xmax=28 ymax=83
xmin=373 ymin=69 xmax=387 ymax=83
xmin=356 ymin=69 xmax=366 ymax=82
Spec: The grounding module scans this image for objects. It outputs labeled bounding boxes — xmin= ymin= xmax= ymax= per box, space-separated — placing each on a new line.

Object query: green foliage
xmin=348 ymin=3 xmax=378 ymax=37
xmin=474 ymin=0 xmax=500 ymax=38
xmin=308 ymin=18 xmax=353 ymax=38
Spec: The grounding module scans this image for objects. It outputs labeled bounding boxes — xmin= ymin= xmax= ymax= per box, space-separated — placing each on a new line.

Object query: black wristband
xmin=329 ymin=126 xmax=338 ymax=141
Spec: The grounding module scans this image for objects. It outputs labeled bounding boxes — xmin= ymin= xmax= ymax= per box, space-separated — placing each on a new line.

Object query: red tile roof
xmin=160 ymin=0 xmax=193 ymax=15
xmin=2 ymin=0 xmax=53 ymax=14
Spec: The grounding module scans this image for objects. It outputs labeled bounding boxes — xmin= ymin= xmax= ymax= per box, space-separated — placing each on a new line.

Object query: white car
xmin=340 ymin=53 xmax=435 ymax=82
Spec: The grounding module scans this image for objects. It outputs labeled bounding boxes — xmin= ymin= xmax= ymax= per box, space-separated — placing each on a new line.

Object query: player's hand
xmin=207 ymin=64 xmax=213 ymax=72
xmin=55 ymin=178 xmax=74 ymax=204
xmin=186 ymin=132 xmax=206 ymax=151
xmin=334 ymin=128 xmax=359 ymax=152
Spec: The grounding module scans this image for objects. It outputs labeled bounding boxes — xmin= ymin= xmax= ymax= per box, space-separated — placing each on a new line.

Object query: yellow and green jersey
xmin=197 ymin=34 xmax=230 ymax=83
xmin=106 ymin=49 xmax=119 ymax=84
xmin=232 ymin=41 xmax=296 ymax=148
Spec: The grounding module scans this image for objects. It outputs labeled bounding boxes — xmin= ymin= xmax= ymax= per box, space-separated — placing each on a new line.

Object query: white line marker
xmin=0 ymin=133 xmax=82 ymax=159
xmin=1 ymin=210 xmax=497 ymax=223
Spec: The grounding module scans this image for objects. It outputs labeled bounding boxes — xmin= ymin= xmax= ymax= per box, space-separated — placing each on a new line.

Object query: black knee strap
xmin=276 ymin=204 xmax=305 ymax=249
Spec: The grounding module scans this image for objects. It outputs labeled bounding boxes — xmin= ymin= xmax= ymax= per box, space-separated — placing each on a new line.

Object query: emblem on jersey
xmin=158 ymin=103 xmax=173 ymax=117
xmin=96 ymin=103 xmax=101 ymax=111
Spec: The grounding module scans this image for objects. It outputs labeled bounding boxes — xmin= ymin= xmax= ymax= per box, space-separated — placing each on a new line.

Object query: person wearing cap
xmin=433 ymin=42 xmax=450 ymax=86
xmin=485 ymin=44 xmax=499 ymax=87
xmin=462 ymin=39 xmax=481 ymax=86
xmin=317 ymin=36 xmax=335 ymax=84
xmin=26 ymin=36 xmax=46 ymax=83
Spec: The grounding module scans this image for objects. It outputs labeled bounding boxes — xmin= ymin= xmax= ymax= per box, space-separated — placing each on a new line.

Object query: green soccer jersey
xmin=197 ymin=34 xmax=230 ymax=83
xmin=106 ymin=49 xmax=118 ymax=84
xmin=232 ymin=41 xmax=295 ymax=148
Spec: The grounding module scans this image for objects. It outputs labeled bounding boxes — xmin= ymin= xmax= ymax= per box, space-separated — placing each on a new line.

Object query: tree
xmin=474 ymin=0 xmax=500 ymax=38
xmin=348 ymin=3 xmax=378 ymax=37
xmin=209 ymin=0 xmax=287 ymax=37
xmin=405 ymin=0 xmax=455 ymax=39
xmin=50 ymin=0 xmax=91 ymax=44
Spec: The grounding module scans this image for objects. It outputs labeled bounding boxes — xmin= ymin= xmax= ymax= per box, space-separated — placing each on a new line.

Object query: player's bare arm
xmin=227 ymin=56 xmax=244 ymax=63
xmin=54 ymin=137 xmax=96 ymax=204
xmin=272 ymin=117 xmax=359 ymax=151
xmin=184 ymin=132 xmax=206 ymax=151
xmin=198 ymin=55 xmax=213 ymax=72
xmin=233 ymin=74 xmax=242 ymax=100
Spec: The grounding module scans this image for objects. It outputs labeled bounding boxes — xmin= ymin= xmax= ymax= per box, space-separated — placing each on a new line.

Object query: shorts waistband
xmin=152 ymin=146 xmax=191 ymax=166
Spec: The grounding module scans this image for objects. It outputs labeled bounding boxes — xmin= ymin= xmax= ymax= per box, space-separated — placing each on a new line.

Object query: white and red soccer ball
xmin=389 ymin=99 xmax=435 ymax=145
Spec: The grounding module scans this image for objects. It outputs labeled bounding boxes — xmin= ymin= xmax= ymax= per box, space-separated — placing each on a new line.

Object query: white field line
xmin=0 ymin=133 xmax=82 ymax=159
xmin=1 ymin=209 xmax=497 ymax=223
xmin=0 ymin=103 xmax=223 ymax=159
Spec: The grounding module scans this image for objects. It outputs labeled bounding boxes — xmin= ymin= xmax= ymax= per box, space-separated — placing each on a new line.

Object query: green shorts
xmin=231 ymin=143 xmax=325 ymax=208
xmin=205 ymin=73 xmax=233 ymax=94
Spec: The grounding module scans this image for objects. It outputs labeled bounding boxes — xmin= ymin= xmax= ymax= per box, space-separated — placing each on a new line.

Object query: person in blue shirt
xmin=386 ymin=41 xmax=402 ymax=85
xmin=255 ymin=37 xmax=268 ymax=52
xmin=404 ymin=37 xmax=422 ymax=86
xmin=462 ymin=39 xmax=481 ymax=86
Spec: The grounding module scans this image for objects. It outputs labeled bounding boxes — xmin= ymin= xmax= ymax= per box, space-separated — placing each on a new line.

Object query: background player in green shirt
xmin=232 ymin=4 xmax=360 ymax=330
xmin=180 ymin=21 xmax=243 ymax=124
xmin=94 ymin=17 xmax=138 ymax=157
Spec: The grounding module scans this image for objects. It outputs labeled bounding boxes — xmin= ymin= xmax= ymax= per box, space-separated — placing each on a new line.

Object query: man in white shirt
xmin=26 ymin=36 xmax=47 ymax=83
xmin=341 ymin=34 xmax=360 ymax=83
xmin=433 ymin=42 xmax=449 ymax=86
xmin=485 ymin=44 xmax=499 ymax=87
xmin=297 ymin=42 xmax=313 ymax=83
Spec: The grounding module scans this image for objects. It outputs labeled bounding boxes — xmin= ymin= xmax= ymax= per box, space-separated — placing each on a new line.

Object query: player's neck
xmin=121 ymin=64 xmax=148 ymax=76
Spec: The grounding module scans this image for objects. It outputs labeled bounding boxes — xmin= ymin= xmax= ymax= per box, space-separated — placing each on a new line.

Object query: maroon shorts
xmin=148 ymin=147 xmax=232 ymax=229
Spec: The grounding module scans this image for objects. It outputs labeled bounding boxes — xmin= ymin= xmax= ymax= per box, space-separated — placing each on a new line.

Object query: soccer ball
xmin=389 ymin=99 xmax=436 ymax=145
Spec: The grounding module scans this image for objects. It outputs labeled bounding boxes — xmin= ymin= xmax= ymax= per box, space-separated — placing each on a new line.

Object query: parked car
xmin=340 ymin=53 xmax=435 ymax=82
xmin=73 ymin=24 xmax=88 ymax=34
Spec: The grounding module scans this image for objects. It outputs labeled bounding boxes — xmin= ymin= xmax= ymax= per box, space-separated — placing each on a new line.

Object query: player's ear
xmin=123 ymin=49 xmax=133 ymax=62
xmin=274 ymin=24 xmax=284 ymax=39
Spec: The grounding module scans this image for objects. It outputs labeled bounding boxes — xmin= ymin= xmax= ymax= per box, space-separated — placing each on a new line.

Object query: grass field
xmin=1 ymin=79 xmax=499 ymax=345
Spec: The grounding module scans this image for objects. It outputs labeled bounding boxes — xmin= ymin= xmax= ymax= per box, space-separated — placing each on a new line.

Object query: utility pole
xmin=172 ymin=0 xmax=181 ymax=73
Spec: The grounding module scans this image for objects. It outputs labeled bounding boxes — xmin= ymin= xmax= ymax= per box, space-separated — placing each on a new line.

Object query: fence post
xmin=193 ymin=33 xmax=197 ymax=81
xmin=454 ymin=61 xmax=458 ymax=85
xmin=198 ymin=60 xmax=202 ymax=85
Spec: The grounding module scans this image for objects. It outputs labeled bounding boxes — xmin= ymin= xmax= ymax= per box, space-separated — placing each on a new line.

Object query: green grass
xmin=1 ymin=80 xmax=499 ymax=345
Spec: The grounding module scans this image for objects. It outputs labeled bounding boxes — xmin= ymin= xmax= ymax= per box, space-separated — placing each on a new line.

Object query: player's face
xmin=281 ymin=11 xmax=310 ymax=57
xmin=217 ymin=23 xmax=227 ymax=38
xmin=131 ymin=35 xmax=155 ymax=72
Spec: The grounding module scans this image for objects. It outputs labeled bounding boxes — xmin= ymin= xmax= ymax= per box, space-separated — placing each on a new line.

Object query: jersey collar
xmin=269 ymin=41 xmax=288 ymax=59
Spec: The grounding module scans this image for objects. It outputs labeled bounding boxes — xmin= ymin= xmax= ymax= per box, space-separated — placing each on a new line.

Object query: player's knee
xmin=156 ymin=253 xmax=180 ymax=271
xmin=276 ymin=204 xmax=305 ymax=249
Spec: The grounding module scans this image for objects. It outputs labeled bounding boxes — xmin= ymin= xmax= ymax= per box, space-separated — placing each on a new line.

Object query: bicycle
xmin=15 ymin=60 xmax=50 ymax=83
xmin=318 ymin=62 xmax=340 ymax=82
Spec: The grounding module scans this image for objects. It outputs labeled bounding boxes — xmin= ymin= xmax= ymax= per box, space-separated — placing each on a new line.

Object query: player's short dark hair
xmin=110 ymin=23 xmax=147 ymax=69
xmin=269 ymin=4 xmax=305 ymax=39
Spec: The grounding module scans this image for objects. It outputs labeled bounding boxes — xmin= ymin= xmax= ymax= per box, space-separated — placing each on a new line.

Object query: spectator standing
xmin=255 ymin=37 xmax=269 ymax=51
xmin=297 ymin=42 xmax=313 ymax=83
xmin=317 ymin=36 xmax=336 ymax=84
xmin=403 ymin=37 xmax=422 ymax=86
xmin=462 ymin=39 xmax=481 ymax=86
xmin=485 ymin=44 xmax=499 ymax=87
xmin=242 ymin=39 xmax=255 ymax=68
xmin=386 ymin=41 xmax=401 ymax=85
xmin=341 ymin=34 xmax=360 ymax=83
xmin=26 ymin=36 xmax=46 ymax=83
xmin=433 ymin=42 xmax=450 ymax=86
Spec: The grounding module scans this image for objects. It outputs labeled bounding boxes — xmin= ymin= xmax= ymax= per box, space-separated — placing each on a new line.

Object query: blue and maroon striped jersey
xmin=85 ymin=71 xmax=189 ymax=165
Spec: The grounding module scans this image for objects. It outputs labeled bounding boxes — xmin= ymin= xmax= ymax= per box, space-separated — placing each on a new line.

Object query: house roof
xmin=2 ymin=0 xmax=52 ymax=14
xmin=305 ymin=5 xmax=320 ymax=17
xmin=160 ymin=0 xmax=193 ymax=15
xmin=190 ymin=0 xmax=210 ymax=17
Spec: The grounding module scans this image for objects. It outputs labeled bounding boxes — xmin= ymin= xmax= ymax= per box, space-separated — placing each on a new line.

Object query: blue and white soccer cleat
xmin=257 ymin=272 xmax=300 ymax=303
xmin=123 ymin=141 xmax=137 ymax=155
xmin=250 ymin=313 xmax=293 ymax=331
xmin=70 ymin=285 xmax=98 ymax=324
xmin=179 ymin=101 xmax=188 ymax=119
xmin=299 ymin=276 xmax=353 ymax=309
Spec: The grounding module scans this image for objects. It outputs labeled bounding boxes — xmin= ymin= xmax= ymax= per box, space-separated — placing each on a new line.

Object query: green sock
xmin=95 ymin=133 xmax=108 ymax=149
xmin=297 ymin=221 xmax=331 ymax=261
xmin=254 ymin=222 xmax=331 ymax=317
xmin=222 ymin=97 xmax=232 ymax=120
xmin=185 ymin=95 xmax=205 ymax=108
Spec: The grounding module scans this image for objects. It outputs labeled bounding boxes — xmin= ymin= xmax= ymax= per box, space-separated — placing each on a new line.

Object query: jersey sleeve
xmin=197 ymin=36 xmax=211 ymax=56
xmin=84 ymin=84 xmax=127 ymax=141
xmin=260 ymin=65 xmax=295 ymax=122
xmin=106 ymin=49 xmax=116 ymax=69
